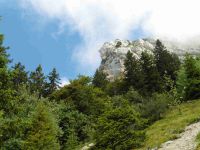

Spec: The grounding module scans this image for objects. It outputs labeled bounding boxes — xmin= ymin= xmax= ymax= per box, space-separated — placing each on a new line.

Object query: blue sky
xmin=0 ymin=0 xmax=199 ymax=84
xmin=0 ymin=0 xmax=146 ymax=82
xmin=0 ymin=1 xmax=83 ymax=82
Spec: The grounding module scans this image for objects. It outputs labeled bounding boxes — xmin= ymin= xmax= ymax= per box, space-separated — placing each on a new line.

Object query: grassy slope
xmin=196 ymin=133 xmax=200 ymax=150
xmin=136 ymin=100 xmax=200 ymax=150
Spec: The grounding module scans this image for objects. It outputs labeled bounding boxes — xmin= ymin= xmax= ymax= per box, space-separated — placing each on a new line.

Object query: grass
xmin=196 ymin=133 xmax=200 ymax=150
xmin=136 ymin=100 xmax=200 ymax=150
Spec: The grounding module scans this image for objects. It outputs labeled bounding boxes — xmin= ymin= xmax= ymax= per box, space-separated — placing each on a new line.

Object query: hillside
xmin=1 ymin=25 xmax=200 ymax=149
xmin=136 ymin=100 xmax=200 ymax=150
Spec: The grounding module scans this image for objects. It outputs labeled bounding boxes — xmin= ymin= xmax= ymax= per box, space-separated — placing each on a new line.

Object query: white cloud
xmin=19 ymin=0 xmax=200 ymax=72
xmin=60 ymin=77 xmax=70 ymax=87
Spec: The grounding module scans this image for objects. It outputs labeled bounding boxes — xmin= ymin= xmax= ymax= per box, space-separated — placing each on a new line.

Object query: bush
xmin=58 ymin=102 xmax=92 ymax=150
xmin=23 ymin=101 xmax=60 ymax=150
xmin=93 ymin=97 xmax=146 ymax=150
xmin=124 ymin=88 xmax=144 ymax=104
xmin=140 ymin=93 xmax=171 ymax=123
xmin=105 ymin=79 xmax=126 ymax=96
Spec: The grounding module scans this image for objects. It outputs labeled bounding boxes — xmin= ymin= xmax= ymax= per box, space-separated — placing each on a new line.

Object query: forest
xmin=1 ymin=27 xmax=200 ymax=150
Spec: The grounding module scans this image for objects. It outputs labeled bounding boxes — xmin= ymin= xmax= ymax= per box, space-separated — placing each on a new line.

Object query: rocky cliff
xmin=99 ymin=38 xmax=200 ymax=80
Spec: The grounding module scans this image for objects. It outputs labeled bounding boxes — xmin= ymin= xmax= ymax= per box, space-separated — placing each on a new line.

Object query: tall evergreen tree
xmin=0 ymin=34 xmax=11 ymax=89
xmin=45 ymin=68 xmax=60 ymax=96
xmin=140 ymin=51 xmax=162 ymax=94
xmin=92 ymin=69 xmax=108 ymax=89
xmin=183 ymin=55 xmax=200 ymax=100
xmin=29 ymin=64 xmax=46 ymax=98
xmin=11 ymin=62 xmax=28 ymax=89
xmin=0 ymin=34 xmax=10 ymax=68
xmin=0 ymin=32 xmax=16 ymax=112
xmin=124 ymin=51 xmax=143 ymax=90
xmin=154 ymin=39 xmax=180 ymax=81
xmin=23 ymin=102 xmax=60 ymax=150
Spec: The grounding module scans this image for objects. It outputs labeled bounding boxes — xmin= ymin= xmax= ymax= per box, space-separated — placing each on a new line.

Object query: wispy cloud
xmin=19 ymin=0 xmax=200 ymax=72
xmin=60 ymin=77 xmax=70 ymax=87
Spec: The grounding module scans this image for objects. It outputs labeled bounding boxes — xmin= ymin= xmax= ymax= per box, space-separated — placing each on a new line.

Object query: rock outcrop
xmin=99 ymin=38 xmax=200 ymax=81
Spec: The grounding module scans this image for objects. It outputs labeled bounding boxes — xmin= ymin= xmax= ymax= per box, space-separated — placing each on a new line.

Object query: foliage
xmin=45 ymin=68 xmax=60 ymax=97
xmin=11 ymin=62 xmax=28 ymax=89
xmin=139 ymin=93 xmax=172 ymax=123
xmin=154 ymin=40 xmax=180 ymax=81
xmin=1 ymin=23 xmax=200 ymax=150
xmin=0 ymin=34 xmax=11 ymax=90
xmin=29 ymin=64 xmax=46 ymax=98
xmin=140 ymin=51 xmax=162 ymax=94
xmin=105 ymin=78 xmax=126 ymax=96
xmin=176 ymin=55 xmax=200 ymax=101
xmin=92 ymin=69 xmax=108 ymax=89
xmin=51 ymin=76 xmax=109 ymax=116
xmin=124 ymin=51 xmax=144 ymax=91
xmin=0 ymin=34 xmax=10 ymax=68
xmin=0 ymin=86 xmax=61 ymax=149
xmin=58 ymin=102 xmax=91 ymax=150
xmin=93 ymin=96 xmax=146 ymax=150
xmin=124 ymin=87 xmax=144 ymax=104
xmin=123 ymin=40 xmax=180 ymax=96
xmin=23 ymin=101 xmax=60 ymax=150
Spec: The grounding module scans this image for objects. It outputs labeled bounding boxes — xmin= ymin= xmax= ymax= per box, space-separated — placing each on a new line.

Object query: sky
xmin=1 ymin=0 xmax=200 ymax=85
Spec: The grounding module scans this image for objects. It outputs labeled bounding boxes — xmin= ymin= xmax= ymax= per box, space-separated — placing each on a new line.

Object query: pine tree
xmin=124 ymin=51 xmax=143 ymax=90
xmin=23 ymin=102 xmax=60 ymax=150
xmin=140 ymin=51 xmax=162 ymax=94
xmin=11 ymin=62 xmax=28 ymax=89
xmin=92 ymin=69 xmax=108 ymax=89
xmin=0 ymin=32 xmax=23 ymax=148
xmin=45 ymin=68 xmax=60 ymax=96
xmin=154 ymin=39 xmax=180 ymax=81
xmin=0 ymin=34 xmax=10 ymax=68
xmin=183 ymin=55 xmax=200 ymax=100
xmin=0 ymin=34 xmax=11 ymax=89
xmin=29 ymin=64 xmax=46 ymax=98
xmin=94 ymin=97 xmax=146 ymax=149
xmin=0 ymin=33 xmax=16 ymax=112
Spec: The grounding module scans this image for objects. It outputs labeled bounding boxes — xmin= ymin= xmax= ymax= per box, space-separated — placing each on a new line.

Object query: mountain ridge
xmin=99 ymin=38 xmax=200 ymax=80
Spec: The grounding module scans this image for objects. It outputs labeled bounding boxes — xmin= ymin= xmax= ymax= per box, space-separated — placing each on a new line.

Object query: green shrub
xmin=124 ymin=88 xmax=144 ymax=104
xmin=93 ymin=97 xmax=146 ymax=150
xmin=23 ymin=101 xmax=60 ymax=150
xmin=140 ymin=93 xmax=171 ymax=123
xmin=58 ymin=102 xmax=92 ymax=150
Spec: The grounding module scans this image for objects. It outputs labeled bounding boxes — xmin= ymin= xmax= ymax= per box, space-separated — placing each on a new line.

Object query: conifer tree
xmin=124 ymin=51 xmax=143 ymax=90
xmin=23 ymin=102 xmax=60 ymax=150
xmin=46 ymin=68 xmax=60 ymax=96
xmin=94 ymin=96 xmax=145 ymax=149
xmin=11 ymin=62 xmax=28 ymax=89
xmin=140 ymin=51 xmax=162 ymax=94
xmin=0 ymin=32 xmax=15 ymax=112
xmin=0 ymin=34 xmax=11 ymax=89
xmin=29 ymin=64 xmax=46 ymax=98
xmin=154 ymin=39 xmax=180 ymax=81
xmin=92 ymin=69 xmax=108 ymax=89
xmin=183 ymin=55 xmax=200 ymax=100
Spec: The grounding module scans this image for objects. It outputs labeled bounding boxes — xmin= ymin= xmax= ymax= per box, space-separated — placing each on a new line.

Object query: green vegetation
xmin=196 ymin=133 xmax=200 ymax=150
xmin=93 ymin=96 xmax=146 ymax=150
xmin=137 ymin=100 xmax=200 ymax=149
xmin=2 ymin=18 xmax=200 ymax=149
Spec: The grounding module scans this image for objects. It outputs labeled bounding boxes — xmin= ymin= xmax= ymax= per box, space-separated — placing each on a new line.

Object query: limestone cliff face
xmin=99 ymin=38 xmax=200 ymax=81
